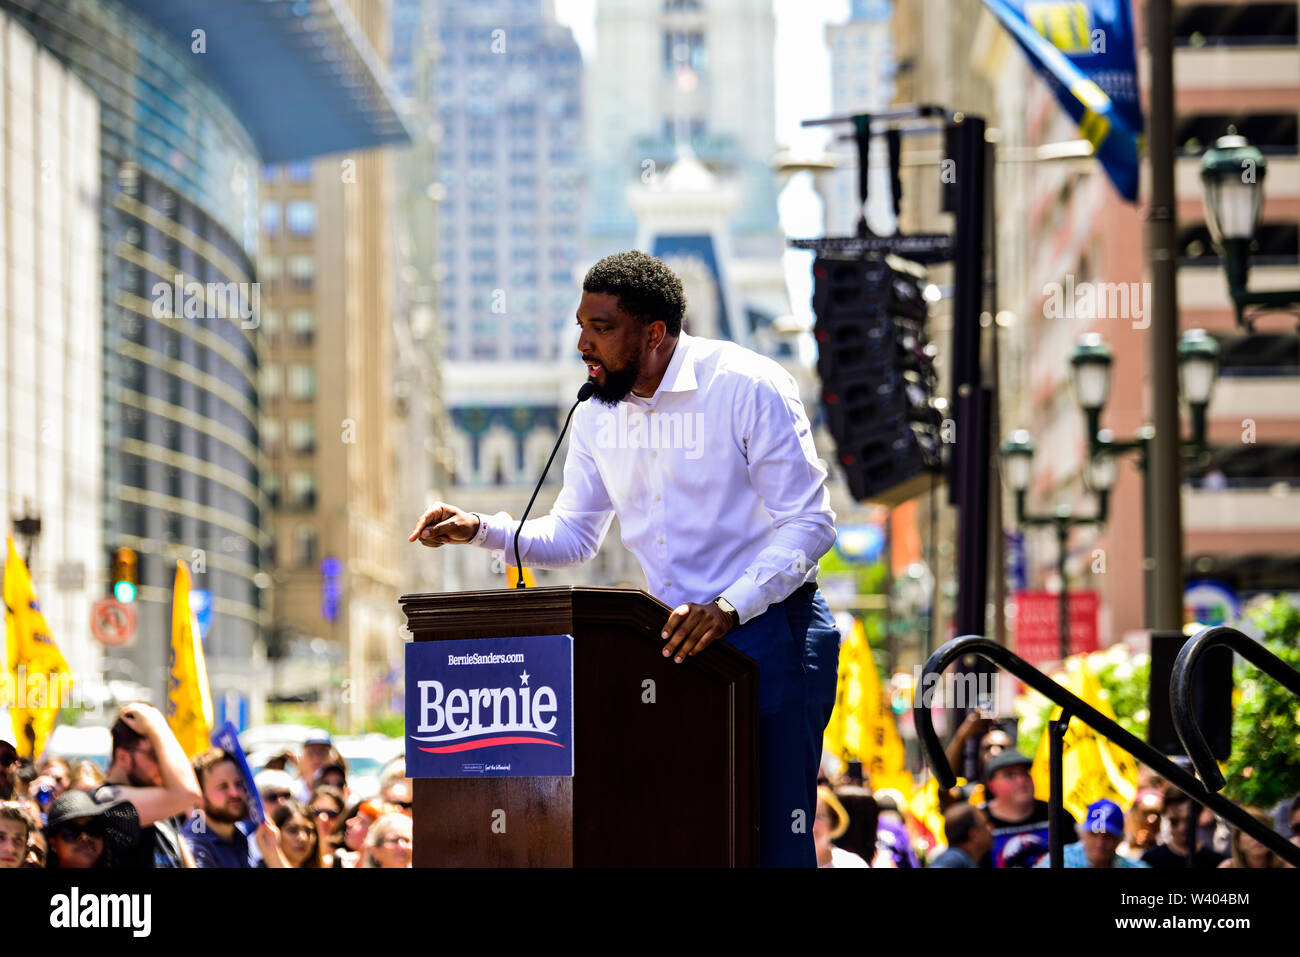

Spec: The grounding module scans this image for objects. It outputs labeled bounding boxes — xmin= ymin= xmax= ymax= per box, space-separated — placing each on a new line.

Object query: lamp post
xmin=1069 ymin=330 xmax=1220 ymax=626
xmin=1001 ymin=431 xmax=1114 ymax=662
xmin=12 ymin=503 xmax=42 ymax=570
xmin=1200 ymin=128 xmax=1300 ymax=329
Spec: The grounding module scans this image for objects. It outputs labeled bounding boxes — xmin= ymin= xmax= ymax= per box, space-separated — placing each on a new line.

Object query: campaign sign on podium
xmin=405 ymin=634 xmax=574 ymax=778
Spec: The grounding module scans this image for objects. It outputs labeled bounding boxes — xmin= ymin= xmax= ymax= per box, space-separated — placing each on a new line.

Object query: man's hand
xmin=660 ymin=602 xmax=734 ymax=664
xmin=409 ymin=502 xmax=479 ymax=548
xmin=255 ymin=819 xmax=288 ymax=868
xmin=953 ymin=710 xmax=993 ymax=745
xmin=118 ymin=703 xmax=167 ymax=739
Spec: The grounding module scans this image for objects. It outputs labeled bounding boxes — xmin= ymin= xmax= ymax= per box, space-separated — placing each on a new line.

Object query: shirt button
xmin=657 ymin=537 xmax=664 ymax=544
xmin=664 ymin=580 xmax=671 ymax=587
xmin=654 ymin=494 xmax=661 ymax=501
xmin=651 ymin=451 xmax=657 ymax=458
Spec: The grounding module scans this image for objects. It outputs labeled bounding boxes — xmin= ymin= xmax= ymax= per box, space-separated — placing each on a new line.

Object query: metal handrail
xmin=1172 ymin=624 xmax=1300 ymax=793
xmin=915 ymin=635 xmax=1300 ymax=868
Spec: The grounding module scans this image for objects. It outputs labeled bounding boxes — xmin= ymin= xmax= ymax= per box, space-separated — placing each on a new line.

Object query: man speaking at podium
xmin=410 ymin=251 xmax=840 ymax=867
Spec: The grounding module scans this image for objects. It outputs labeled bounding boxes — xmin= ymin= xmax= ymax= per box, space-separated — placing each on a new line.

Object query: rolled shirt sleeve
xmin=719 ymin=369 xmax=837 ymax=623
xmin=477 ymin=410 xmax=616 ymax=568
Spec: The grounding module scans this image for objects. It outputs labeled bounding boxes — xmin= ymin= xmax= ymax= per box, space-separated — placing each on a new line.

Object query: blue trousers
xmin=721 ymin=583 xmax=841 ymax=867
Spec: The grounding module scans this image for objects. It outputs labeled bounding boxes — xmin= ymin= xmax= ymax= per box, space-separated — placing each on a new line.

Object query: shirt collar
xmin=644 ymin=332 xmax=698 ymax=399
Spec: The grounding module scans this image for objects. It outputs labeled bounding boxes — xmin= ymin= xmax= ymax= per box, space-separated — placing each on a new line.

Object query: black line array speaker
xmin=811 ymin=254 xmax=941 ymax=506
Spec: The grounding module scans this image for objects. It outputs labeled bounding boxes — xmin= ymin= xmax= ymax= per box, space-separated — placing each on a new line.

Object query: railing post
xmin=917 ymin=635 xmax=1300 ymax=868
xmin=1049 ymin=712 xmax=1071 ymax=869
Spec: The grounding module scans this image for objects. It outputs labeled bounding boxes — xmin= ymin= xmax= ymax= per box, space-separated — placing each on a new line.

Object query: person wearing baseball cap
xmin=1036 ymin=798 xmax=1150 ymax=868
xmin=977 ymin=749 xmax=1077 ymax=867
xmin=295 ymin=729 xmax=333 ymax=802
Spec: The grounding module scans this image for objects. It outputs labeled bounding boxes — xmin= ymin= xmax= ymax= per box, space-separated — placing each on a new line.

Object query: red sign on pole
xmin=1013 ymin=590 xmax=1099 ymax=665
xmin=91 ymin=597 xmax=137 ymax=647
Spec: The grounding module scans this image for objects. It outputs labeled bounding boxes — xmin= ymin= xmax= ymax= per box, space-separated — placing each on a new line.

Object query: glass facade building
xmin=3 ymin=0 xmax=265 ymax=698
xmin=4 ymin=0 xmax=408 ymax=714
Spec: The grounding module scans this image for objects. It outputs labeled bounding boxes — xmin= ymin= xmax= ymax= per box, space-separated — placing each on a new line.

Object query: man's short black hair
xmin=943 ymin=802 xmax=980 ymax=845
xmin=582 ymin=251 xmax=686 ymax=336
xmin=110 ymin=713 xmax=146 ymax=760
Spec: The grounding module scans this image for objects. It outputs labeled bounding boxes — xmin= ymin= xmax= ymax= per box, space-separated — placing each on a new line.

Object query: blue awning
xmin=119 ymin=0 xmax=411 ymax=161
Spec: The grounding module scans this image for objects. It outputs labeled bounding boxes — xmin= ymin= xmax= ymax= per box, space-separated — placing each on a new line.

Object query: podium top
xmin=399 ymin=586 xmax=755 ymax=682
xmin=400 ymin=585 xmax=668 ymax=636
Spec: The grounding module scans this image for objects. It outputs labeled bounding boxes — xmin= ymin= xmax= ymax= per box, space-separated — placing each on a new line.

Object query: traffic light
xmin=812 ymin=254 xmax=943 ymax=505
xmin=111 ymin=547 xmax=138 ymax=603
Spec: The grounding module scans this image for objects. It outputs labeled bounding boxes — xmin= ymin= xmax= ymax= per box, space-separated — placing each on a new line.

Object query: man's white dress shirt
xmin=473 ymin=332 xmax=837 ymax=624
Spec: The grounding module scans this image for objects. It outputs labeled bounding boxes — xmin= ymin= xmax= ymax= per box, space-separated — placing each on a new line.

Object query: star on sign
xmin=519 ymin=670 xmax=530 ymax=686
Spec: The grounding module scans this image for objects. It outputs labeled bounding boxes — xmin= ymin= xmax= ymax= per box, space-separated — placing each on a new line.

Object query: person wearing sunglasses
xmin=43 ymin=790 xmax=140 ymax=869
xmin=382 ymin=778 xmax=412 ymax=812
xmin=363 ymin=813 xmax=412 ymax=868
xmin=308 ymin=784 xmax=345 ymax=866
xmin=255 ymin=768 xmax=297 ymax=811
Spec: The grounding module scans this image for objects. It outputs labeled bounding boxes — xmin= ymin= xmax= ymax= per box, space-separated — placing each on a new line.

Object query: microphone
xmin=513 ymin=380 xmax=596 ymax=588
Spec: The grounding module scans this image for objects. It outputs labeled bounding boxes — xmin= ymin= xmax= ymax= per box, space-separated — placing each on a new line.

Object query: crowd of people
xmin=0 ymin=704 xmax=412 ymax=869
xmin=4 ymin=701 xmax=1298 ymax=870
xmin=813 ymin=712 xmax=1300 ymax=869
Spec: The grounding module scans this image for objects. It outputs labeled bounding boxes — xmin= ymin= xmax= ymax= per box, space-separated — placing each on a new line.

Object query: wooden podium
xmin=400 ymin=586 xmax=759 ymax=867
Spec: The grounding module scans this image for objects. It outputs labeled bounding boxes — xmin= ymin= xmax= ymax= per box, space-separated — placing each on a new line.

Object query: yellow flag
xmin=1030 ymin=654 xmax=1139 ymax=821
xmin=166 ymin=560 xmax=213 ymax=757
xmin=907 ymin=773 xmax=949 ymax=849
xmin=823 ymin=619 xmax=911 ymax=793
xmin=4 ymin=537 xmax=72 ymax=759
xmin=505 ymin=564 xmax=536 ymax=588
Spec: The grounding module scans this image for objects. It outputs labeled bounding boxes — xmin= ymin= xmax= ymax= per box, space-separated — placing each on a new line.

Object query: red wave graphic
xmin=417 ymin=735 xmax=564 ymax=754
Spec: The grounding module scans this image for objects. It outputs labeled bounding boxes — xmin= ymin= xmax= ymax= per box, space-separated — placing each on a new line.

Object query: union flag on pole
xmin=166 ymin=560 xmax=213 ymax=757
xmin=4 ymin=536 xmax=72 ymax=759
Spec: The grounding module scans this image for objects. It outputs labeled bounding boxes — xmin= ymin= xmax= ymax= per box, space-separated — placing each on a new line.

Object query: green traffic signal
xmin=111 ymin=546 xmax=138 ymax=603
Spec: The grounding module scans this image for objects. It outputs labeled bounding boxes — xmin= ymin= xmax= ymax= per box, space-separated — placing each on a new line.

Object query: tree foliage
xmin=1015 ymin=644 xmax=1150 ymax=759
xmin=1223 ymin=597 xmax=1300 ymax=808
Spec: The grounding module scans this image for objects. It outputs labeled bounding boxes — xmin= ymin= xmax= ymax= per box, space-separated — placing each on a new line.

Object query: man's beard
xmin=205 ymin=798 xmax=248 ymax=824
xmin=589 ymin=349 xmax=644 ymax=406
xmin=126 ymin=762 xmax=158 ymax=789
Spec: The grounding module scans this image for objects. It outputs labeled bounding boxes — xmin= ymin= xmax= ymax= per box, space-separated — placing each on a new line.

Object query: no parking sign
xmin=90 ymin=597 xmax=137 ymax=647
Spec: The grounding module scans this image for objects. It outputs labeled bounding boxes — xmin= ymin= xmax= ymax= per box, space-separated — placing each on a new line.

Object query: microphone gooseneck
xmin=513 ymin=381 xmax=596 ymax=588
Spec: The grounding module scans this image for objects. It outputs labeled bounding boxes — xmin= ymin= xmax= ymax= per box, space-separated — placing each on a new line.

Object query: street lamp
xmin=1000 ymin=431 xmax=1111 ymax=662
xmin=1070 ymin=329 xmax=1220 ymax=626
xmin=1070 ymin=328 xmax=1220 ymax=464
xmin=1200 ymin=128 xmax=1300 ymax=329
xmin=12 ymin=503 xmax=41 ymax=569
xmin=1178 ymin=328 xmax=1220 ymax=450
xmin=1001 ymin=430 xmax=1035 ymax=498
xmin=1085 ymin=434 xmax=1118 ymax=494
xmin=1069 ymin=333 xmax=1112 ymax=448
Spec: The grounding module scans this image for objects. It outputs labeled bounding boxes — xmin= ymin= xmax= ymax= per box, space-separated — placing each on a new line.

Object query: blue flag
xmin=211 ymin=721 xmax=266 ymax=827
xmin=984 ymin=0 xmax=1144 ymax=202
